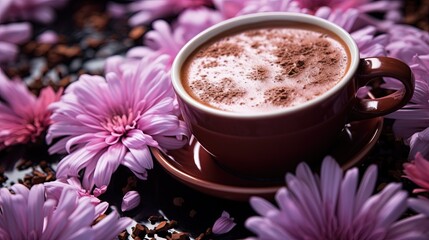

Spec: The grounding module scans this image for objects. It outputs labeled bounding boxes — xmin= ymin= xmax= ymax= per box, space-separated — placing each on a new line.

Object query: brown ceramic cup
xmin=171 ymin=13 xmax=414 ymax=179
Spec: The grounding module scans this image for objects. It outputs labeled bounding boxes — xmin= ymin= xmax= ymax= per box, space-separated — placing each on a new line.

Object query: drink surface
xmin=182 ymin=23 xmax=350 ymax=113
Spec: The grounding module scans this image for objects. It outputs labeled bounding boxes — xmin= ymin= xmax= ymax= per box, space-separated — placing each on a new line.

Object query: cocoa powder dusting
xmin=274 ymin=36 xmax=341 ymax=84
xmin=244 ymin=30 xmax=264 ymax=37
xmin=196 ymin=42 xmax=242 ymax=58
xmin=274 ymin=42 xmax=311 ymax=77
xmin=202 ymin=60 xmax=219 ymax=68
xmin=248 ymin=65 xmax=269 ymax=81
xmin=264 ymin=87 xmax=294 ymax=106
xmin=190 ymin=78 xmax=246 ymax=105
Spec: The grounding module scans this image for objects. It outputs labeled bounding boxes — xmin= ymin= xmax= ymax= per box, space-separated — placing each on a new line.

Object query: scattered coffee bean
xmin=173 ymin=197 xmax=185 ymax=207
xmin=189 ymin=209 xmax=197 ymax=218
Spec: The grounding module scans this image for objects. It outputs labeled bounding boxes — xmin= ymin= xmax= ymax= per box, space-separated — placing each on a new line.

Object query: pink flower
xmin=36 ymin=30 xmax=59 ymax=44
xmin=295 ymin=0 xmax=397 ymax=12
xmin=0 ymin=0 xmax=69 ymax=24
xmin=295 ymin=0 xmax=402 ymax=30
xmin=245 ymin=156 xmax=429 ymax=240
xmin=314 ymin=7 xmax=387 ymax=58
xmin=0 ymin=70 xmax=62 ymax=150
xmin=133 ymin=5 xmax=381 ymax=72
xmin=104 ymin=55 xmax=142 ymax=78
xmin=129 ymin=0 xmax=302 ymax=67
xmin=127 ymin=7 xmax=222 ymax=68
xmin=0 ymin=22 xmax=31 ymax=63
xmin=213 ymin=0 xmax=304 ymax=18
xmin=127 ymin=20 xmax=187 ymax=67
xmin=403 ymin=153 xmax=429 ymax=194
xmin=47 ymin=55 xmax=190 ymax=191
xmin=0 ymin=183 xmax=132 ymax=239
xmin=44 ymin=177 xmax=107 ymax=204
xmin=174 ymin=7 xmax=224 ymax=44
xmin=121 ymin=190 xmax=141 ymax=211
xmin=125 ymin=0 xmax=212 ymax=26
xmin=212 ymin=211 xmax=236 ymax=235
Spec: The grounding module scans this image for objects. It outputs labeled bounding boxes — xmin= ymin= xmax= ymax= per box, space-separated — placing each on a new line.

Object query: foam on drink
xmin=182 ymin=23 xmax=350 ymax=113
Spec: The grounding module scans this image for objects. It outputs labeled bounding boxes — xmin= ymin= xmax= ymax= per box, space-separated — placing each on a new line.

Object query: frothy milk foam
xmin=182 ymin=23 xmax=350 ymax=113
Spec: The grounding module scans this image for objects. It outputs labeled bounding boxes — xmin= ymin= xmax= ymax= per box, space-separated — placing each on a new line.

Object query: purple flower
xmin=386 ymin=54 xmax=429 ymax=158
xmin=0 ymin=70 xmax=62 ymax=150
xmin=125 ymin=0 xmax=212 ymax=26
xmin=121 ymin=190 xmax=141 ymax=211
xmin=0 ymin=183 xmax=132 ymax=239
xmin=212 ymin=211 xmax=236 ymax=235
xmin=409 ymin=197 xmax=429 ymax=217
xmin=403 ymin=153 xmax=429 ymax=194
xmin=385 ymin=25 xmax=429 ymax=64
xmin=245 ymin=156 xmax=429 ymax=240
xmin=0 ymin=22 xmax=31 ymax=63
xmin=47 ymin=55 xmax=190 ymax=191
xmin=0 ymin=0 xmax=69 ymax=24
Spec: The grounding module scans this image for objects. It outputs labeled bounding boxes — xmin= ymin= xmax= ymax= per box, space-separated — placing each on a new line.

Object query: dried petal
xmin=212 ymin=211 xmax=236 ymax=235
xmin=121 ymin=191 xmax=141 ymax=211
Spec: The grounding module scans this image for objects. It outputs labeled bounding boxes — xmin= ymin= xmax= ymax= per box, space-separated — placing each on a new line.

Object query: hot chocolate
xmin=181 ymin=23 xmax=350 ymax=113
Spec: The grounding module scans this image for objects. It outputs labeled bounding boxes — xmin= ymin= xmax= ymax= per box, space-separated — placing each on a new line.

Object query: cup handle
xmin=349 ymin=56 xmax=415 ymax=121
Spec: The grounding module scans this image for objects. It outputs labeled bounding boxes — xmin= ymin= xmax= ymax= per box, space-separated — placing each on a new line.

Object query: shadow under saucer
xmin=152 ymin=117 xmax=383 ymax=201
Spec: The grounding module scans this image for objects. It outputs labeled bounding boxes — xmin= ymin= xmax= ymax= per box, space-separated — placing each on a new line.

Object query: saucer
xmin=151 ymin=117 xmax=383 ymax=201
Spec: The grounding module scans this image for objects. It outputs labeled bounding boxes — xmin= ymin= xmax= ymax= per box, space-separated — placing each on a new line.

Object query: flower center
xmin=25 ymin=116 xmax=49 ymax=143
xmin=101 ymin=109 xmax=140 ymax=145
xmin=103 ymin=110 xmax=138 ymax=134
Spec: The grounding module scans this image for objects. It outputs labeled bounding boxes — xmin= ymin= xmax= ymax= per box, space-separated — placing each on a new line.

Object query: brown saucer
xmin=151 ymin=117 xmax=383 ymax=201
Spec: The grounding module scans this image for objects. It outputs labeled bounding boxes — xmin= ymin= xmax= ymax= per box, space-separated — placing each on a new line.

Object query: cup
xmin=171 ymin=12 xmax=414 ymax=179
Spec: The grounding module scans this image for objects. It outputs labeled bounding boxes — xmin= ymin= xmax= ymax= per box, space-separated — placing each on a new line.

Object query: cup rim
xmin=171 ymin=12 xmax=360 ymax=118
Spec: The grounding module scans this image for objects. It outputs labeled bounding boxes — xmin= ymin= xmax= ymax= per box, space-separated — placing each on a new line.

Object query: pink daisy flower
xmin=127 ymin=20 xmax=187 ymax=67
xmin=47 ymin=55 xmax=190 ymax=191
xmin=44 ymin=177 xmax=107 ymax=204
xmin=295 ymin=0 xmax=402 ymax=30
xmin=295 ymin=0 xmax=398 ymax=12
xmin=314 ymin=7 xmax=388 ymax=58
xmin=127 ymin=7 xmax=223 ymax=68
xmin=126 ymin=0 xmax=302 ymax=68
xmin=0 ymin=22 xmax=31 ymax=63
xmin=0 ymin=70 xmax=62 ymax=150
xmin=213 ymin=0 xmax=304 ymax=18
xmin=0 ymin=0 xmax=69 ymax=24
xmin=125 ymin=0 xmax=212 ymax=26
xmin=245 ymin=156 xmax=429 ymax=240
xmin=0 ymin=183 xmax=132 ymax=239
xmin=403 ymin=153 xmax=429 ymax=194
